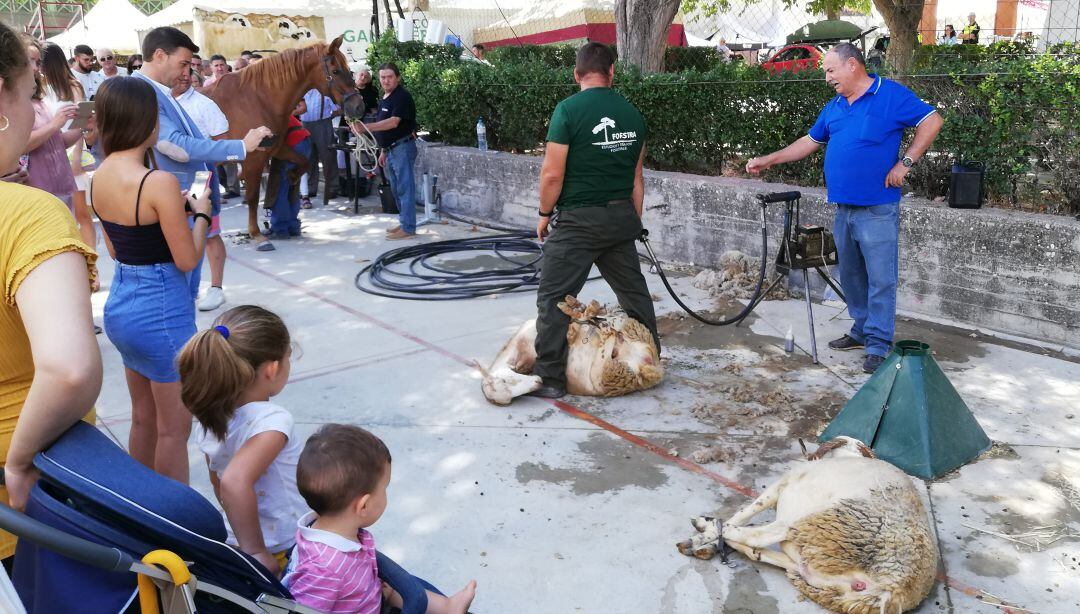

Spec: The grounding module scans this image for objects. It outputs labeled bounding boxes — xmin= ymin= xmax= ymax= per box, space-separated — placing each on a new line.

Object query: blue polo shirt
xmin=808 ymin=75 xmax=936 ymax=205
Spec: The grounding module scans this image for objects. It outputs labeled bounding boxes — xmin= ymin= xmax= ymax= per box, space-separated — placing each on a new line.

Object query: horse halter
xmin=320 ymin=53 xmax=363 ymax=120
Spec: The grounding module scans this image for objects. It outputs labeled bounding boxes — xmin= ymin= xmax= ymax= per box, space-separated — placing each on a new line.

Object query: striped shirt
xmin=300 ymin=89 xmax=338 ymax=122
xmin=282 ymin=511 xmax=381 ymax=613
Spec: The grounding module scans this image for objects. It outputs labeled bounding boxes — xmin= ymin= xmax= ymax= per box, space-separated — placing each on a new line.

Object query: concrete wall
xmin=416 ymin=143 xmax=1080 ymax=351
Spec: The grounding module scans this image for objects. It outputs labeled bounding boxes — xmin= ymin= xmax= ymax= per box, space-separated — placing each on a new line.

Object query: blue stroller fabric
xmin=12 ymin=422 xmax=442 ymax=614
xmin=14 ymin=422 xmax=287 ymax=612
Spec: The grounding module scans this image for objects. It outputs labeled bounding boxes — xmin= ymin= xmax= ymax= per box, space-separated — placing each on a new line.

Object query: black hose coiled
xmin=355 ymin=233 xmax=547 ymax=300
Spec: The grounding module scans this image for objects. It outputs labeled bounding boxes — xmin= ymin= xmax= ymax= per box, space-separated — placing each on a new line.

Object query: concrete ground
xmin=88 ymin=194 xmax=1079 ymax=614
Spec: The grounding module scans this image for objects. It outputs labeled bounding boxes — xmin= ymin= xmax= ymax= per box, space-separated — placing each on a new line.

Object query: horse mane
xmin=238 ymin=43 xmax=328 ymax=93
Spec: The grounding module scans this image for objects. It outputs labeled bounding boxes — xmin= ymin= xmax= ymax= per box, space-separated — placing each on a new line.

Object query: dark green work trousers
xmin=533 ymin=202 xmax=660 ymax=388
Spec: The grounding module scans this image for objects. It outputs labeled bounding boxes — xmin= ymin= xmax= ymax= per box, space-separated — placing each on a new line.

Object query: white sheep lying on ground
xmin=678 ymin=437 xmax=938 ymax=614
xmin=480 ymin=296 xmax=662 ymax=405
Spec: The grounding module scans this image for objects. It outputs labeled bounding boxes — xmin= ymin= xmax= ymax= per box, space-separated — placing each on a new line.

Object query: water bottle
xmin=784 ymin=327 xmax=795 ymax=353
xmin=476 ymin=117 xmax=488 ymax=152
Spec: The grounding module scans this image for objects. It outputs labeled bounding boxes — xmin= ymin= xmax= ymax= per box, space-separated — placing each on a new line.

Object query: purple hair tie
xmin=214 ymin=325 xmax=230 ymax=339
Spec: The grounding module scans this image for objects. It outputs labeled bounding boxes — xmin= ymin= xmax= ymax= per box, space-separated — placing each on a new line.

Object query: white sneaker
xmin=197 ymin=286 xmax=226 ymax=311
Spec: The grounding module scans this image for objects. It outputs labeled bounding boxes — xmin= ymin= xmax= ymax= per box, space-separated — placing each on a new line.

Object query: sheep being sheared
xmin=678 ymin=437 xmax=937 ymax=614
xmin=480 ymin=296 xmax=662 ymax=405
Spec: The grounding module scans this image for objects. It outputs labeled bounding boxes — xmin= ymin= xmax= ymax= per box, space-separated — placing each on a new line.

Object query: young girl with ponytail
xmin=178 ymin=305 xmax=307 ymax=576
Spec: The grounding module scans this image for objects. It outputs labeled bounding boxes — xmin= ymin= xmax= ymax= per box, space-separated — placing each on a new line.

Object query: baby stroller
xmin=0 ymin=422 xmax=437 ymax=613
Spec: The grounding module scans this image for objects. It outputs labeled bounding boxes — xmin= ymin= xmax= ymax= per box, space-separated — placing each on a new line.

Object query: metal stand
xmin=735 ymin=195 xmax=844 ymax=364
xmin=416 ymin=173 xmax=441 ymax=228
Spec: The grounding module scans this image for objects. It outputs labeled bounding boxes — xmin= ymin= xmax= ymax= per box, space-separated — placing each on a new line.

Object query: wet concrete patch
xmin=964 ymin=549 xmax=1021 ymax=578
xmin=515 ymin=431 xmax=669 ymax=495
xmin=894 ymin=317 xmax=1080 ymax=366
xmin=432 ymin=253 xmax=537 ymax=273
xmin=722 ymin=564 xmax=781 ymax=614
xmin=657 ymin=307 xmax=785 ymax=353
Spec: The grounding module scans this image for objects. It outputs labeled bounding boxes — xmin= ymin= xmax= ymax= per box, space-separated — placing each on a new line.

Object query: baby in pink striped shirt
xmin=283 ymin=424 xmax=477 ymax=614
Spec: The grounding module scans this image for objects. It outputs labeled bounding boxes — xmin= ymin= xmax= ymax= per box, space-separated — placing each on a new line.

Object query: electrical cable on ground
xmin=355 ymin=233 xmax=548 ymax=300
xmin=356 ymin=203 xmax=775 ymax=326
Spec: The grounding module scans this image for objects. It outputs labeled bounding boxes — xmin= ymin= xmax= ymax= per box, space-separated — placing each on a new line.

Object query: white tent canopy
xmin=48 ymin=0 xmax=145 ymax=54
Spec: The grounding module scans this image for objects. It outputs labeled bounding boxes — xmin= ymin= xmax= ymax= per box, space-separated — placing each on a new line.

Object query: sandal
xmin=301 ymin=197 xmax=312 ymax=209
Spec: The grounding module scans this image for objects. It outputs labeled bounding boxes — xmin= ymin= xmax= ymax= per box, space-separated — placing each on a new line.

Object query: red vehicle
xmin=762 ymin=44 xmax=823 ymax=74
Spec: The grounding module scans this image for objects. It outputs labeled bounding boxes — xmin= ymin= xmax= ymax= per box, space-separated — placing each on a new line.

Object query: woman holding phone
xmin=39 ymin=42 xmax=99 ymax=285
xmin=91 ymin=76 xmax=212 ymax=484
xmin=23 ymin=39 xmax=80 ymax=210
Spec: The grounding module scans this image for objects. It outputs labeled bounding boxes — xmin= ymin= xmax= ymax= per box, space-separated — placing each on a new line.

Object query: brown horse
xmin=202 ymin=36 xmax=363 ymax=247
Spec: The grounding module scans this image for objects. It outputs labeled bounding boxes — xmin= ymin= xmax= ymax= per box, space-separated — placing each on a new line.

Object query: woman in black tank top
xmin=92 ymin=76 xmax=212 ymax=485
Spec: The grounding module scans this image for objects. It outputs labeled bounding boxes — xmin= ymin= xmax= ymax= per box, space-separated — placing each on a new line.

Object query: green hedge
xmin=373 ymin=36 xmax=1080 ymax=214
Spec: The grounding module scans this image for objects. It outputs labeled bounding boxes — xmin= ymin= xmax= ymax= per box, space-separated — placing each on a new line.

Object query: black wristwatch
xmin=538 ymin=209 xmax=554 ymax=217
xmin=901 ymin=156 xmax=915 ymax=168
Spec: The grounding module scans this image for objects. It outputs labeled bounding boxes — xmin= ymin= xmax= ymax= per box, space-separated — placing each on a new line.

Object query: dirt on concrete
xmin=656 ymin=308 xmax=851 ymax=461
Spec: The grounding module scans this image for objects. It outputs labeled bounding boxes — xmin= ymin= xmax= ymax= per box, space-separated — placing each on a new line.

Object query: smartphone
xmin=259 ymin=135 xmax=278 ymax=148
xmin=64 ymin=101 xmax=95 ymax=132
xmin=189 ymin=170 xmax=213 ymax=200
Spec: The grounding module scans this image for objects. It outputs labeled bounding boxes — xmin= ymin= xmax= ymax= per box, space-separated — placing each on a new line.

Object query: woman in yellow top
xmin=0 ymin=22 xmax=102 ymax=560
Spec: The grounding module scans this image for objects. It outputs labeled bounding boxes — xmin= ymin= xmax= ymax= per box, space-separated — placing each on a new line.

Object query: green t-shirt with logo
xmin=546 ymin=87 xmax=647 ymax=211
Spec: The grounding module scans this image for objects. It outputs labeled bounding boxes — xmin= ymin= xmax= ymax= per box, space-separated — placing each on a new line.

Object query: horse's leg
xmin=241 ymin=156 xmax=265 ymax=243
xmin=274 ymin=147 xmax=310 ymax=185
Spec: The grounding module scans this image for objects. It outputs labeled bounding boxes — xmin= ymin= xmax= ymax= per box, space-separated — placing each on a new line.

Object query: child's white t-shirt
xmin=196 ymin=401 xmax=309 ymax=553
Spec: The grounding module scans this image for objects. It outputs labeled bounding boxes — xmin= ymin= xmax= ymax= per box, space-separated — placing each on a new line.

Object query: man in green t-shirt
xmin=530 ymin=42 xmax=659 ymax=399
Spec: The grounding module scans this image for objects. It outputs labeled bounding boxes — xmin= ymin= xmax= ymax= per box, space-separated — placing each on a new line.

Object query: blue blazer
xmin=133 ymin=71 xmax=245 ymax=194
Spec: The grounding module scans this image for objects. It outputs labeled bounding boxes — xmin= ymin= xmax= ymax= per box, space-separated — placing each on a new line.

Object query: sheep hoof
xmin=690 ymin=516 xmax=715 ymax=532
xmin=693 ymin=544 xmax=718 ymax=560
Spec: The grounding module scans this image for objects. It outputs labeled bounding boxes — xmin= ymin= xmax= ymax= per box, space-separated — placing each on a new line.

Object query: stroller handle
xmin=0 ymin=501 xmax=136 ymax=573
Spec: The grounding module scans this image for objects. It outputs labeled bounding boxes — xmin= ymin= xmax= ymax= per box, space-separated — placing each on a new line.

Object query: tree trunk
xmin=874 ymin=0 xmax=925 ymax=73
xmin=614 ymin=0 xmax=682 ymax=72
xmin=383 ymin=0 xmax=394 ymax=33
xmin=826 ymin=7 xmax=839 ymax=20
xmin=372 ymin=0 xmax=381 ymax=40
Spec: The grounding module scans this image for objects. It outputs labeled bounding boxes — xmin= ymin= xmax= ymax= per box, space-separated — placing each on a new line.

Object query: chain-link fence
xmin=683 ymin=1 xmax=1080 ymax=55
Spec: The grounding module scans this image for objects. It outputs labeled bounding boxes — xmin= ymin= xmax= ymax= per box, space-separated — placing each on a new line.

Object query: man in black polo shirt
xmin=530 ymin=42 xmax=659 ymax=399
xmin=362 ymin=62 xmax=417 ymax=240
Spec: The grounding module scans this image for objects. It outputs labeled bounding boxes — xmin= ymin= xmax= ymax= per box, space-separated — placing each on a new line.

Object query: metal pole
xmin=803 ymin=268 xmax=819 ymax=364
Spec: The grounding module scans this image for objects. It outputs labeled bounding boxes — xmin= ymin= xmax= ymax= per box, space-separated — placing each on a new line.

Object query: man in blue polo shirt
xmin=747 ymin=43 xmax=942 ymax=373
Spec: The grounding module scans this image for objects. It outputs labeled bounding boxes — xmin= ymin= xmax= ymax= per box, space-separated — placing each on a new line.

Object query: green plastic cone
xmin=820 ymin=340 xmax=991 ymax=479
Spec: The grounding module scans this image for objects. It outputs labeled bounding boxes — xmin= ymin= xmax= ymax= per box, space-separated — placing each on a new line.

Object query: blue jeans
xmin=271 ymin=139 xmax=311 ymax=236
xmin=376 ymin=551 xmax=441 ymax=614
xmin=385 ymin=139 xmax=417 ymax=233
xmin=833 ymin=203 xmax=900 ymax=357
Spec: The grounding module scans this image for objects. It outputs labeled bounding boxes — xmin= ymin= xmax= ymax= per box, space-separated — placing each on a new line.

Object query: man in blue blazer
xmin=135 ymin=27 xmax=273 ymax=294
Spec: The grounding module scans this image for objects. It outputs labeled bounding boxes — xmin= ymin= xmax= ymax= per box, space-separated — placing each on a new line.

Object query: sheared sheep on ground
xmin=678 ymin=437 xmax=938 ymax=614
xmin=480 ymin=296 xmax=662 ymax=405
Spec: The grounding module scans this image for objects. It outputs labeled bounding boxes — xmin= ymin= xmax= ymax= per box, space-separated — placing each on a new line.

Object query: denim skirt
xmin=104 ymin=262 xmax=196 ymax=383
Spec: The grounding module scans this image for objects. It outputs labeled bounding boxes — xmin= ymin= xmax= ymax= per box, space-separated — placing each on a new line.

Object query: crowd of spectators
xmin=0 ymin=23 xmax=471 ymax=608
